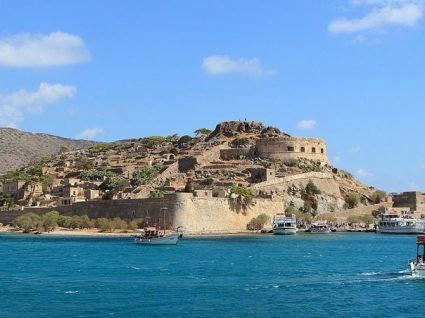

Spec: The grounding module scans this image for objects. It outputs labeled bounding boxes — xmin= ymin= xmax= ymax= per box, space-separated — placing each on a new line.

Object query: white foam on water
xmin=64 ymin=290 xmax=79 ymax=294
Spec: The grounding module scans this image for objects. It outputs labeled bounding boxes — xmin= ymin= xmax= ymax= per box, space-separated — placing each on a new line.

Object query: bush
xmin=305 ymin=181 xmax=321 ymax=195
xmin=247 ymin=213 xmax=270 ymax=230
xmin=13 ymin=213 xmax=42 ymax=233
xmin=346 ymin=192 xmax=360 ymax=209
xmin=315 ymin=213 xmax=336 ymax=223
xmin=130 ymin=166 xmax=159 ymax=186
xmin=199 ymin=177 xmax=214 ymax=186
xmin=149 ymin=190 xmax=164 ymax=199
xmin=42 ymin=211 xmax=60 ymax=232
xmin=370 ymin=190 xmax=386 ymax=204
xmin=96 ymin=218 xmax=113 ymax=232
xmin=284 ymin=159 xmax=299 ymax=167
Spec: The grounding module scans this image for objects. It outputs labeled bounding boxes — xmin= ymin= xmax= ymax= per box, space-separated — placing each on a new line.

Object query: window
xmin=321 ymin=148 xmax=324 ymax=154
xmin=287 ymin=146 xmax=294 ymax=152
xmin=312 ymin=147 xmax=316 ymax=153
xmin=300 ymin=147 xmax=305 ymax=152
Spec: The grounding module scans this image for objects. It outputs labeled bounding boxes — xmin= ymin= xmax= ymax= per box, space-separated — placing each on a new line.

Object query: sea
xmin=1 ymin=232 xmax=424 ymax=318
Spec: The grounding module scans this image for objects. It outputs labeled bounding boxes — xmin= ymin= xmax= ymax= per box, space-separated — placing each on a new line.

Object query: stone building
xmin=247 ymin=167 xmax=275 ymax=183
xmin=392 ymin=191 xmax=425 ymax=214
xmin=255 ymin=136 xmax=328 ymax=164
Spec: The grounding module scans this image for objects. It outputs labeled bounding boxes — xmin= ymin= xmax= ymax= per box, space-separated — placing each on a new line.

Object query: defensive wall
xmin=256 ymin=137 xmax=328 ymax=164
xmin=0 ymin=193 xmax=283 ymax=234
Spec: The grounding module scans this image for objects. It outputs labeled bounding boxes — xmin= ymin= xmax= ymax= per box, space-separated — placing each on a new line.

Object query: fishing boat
xmin=272 ymin=213 xmax=297 ymax=235
xmin=307 ymin=221 xmax=331 ymax=234
xmin=134 ymin=207 xmax=180 ymax=245
xmin=408 ymin=235 xmax=425 ymax=277
xmin=377 ymin=212 xmax=425 ymax=234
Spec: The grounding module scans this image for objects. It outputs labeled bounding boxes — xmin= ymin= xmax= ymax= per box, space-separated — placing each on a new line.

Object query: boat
xmin=134 ymin=207 xmax=180 ymax=245
xmin=308 ymin=221 xmax=331 ymax=234
xmin=408 ymin=235 xmax=425 ymax=277
xmin=272 ymin=213 xmax=297 ymax=235
xmin=377 ymin=212 xmax=425 ymax=234
xmin=134 ymin=226 xmax=180 ymax=245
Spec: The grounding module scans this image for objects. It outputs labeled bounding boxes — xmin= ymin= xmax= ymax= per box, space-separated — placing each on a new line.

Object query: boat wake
xmin=357 ymin=270 xmax=415 ymax=282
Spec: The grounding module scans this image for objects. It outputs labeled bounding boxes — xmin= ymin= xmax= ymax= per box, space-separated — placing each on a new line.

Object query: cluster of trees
xmin=230 ymin=184 xmax=255 ymax=207
xmin=80 ymin=169 xmax=117 ymax=181
xmin=13 ymin=211 xmax=143 ymax=233
xmin=247 ymin=213 xmax=270 ymax=230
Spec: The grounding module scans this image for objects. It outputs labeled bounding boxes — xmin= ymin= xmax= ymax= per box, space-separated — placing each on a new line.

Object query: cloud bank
xmin=0 ymin=83 xmax=76 ymax=127
xmin=0 ymin=31 xmax=90 ymax=67
xmin=202 ymin=55 xmax=274 ymax=76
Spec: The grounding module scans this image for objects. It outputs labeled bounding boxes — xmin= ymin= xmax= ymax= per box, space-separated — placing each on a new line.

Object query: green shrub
xmin=370 ymin=190 xmax=386 ymax=204
xmin=284 ymin=159 xmax=299 ymax=167
xmin=346 ymin=192 xmax=360 ymax=209
xmin=305 ymin=180 xmax=321 ymax=195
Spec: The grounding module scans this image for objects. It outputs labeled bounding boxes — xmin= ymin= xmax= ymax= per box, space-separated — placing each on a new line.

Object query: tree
xmin=177 ymin=135 xmax=192 ymax=147
xmin=345 ymin=192 xmax=360 ymax=209
xmin=247 ymin=213 xmax=270 ymax=230
xmin=13 ymin=213 xmax=42 ymax=233
xmin=42 ymin=211 xmax=59 ymax=232
xmin=230 ymin=184 xmax=255 ymax=208
xmin=194 ymin=128 xmax=211 ymax=136
xmin=305 ymin=180 xmax=321 ymax=195
xmin=0 ymin=193 xmax=14 ymax=208
xmin=370 ymin=190 xmax=386 ymax=204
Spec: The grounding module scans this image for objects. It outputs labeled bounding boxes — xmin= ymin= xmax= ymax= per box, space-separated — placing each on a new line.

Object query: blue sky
xmin=0 ymin=0 xmax=424 ymax=192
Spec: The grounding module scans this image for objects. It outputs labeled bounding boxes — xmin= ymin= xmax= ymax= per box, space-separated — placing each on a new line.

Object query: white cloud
xmin=0 ymin=83 xmax=76 ymax=127
xmin=202 ymin=55 xmax=274 ymax=76
xmin=356 ymin=169 xmax=374 ymax=178
xmin=296 ymin=119 xmax=316 ymax=130
xmin=0 ymin=31 xmax=90 ymax=67
xmin=75 ymin=128 xmax=104 ymax=140
xmin=328 ymin=1 xmax=423 ymax=34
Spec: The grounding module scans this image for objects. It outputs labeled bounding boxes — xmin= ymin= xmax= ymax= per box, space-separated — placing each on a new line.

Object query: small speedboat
xmin=409 ymin=235 xmax=425 ymax=277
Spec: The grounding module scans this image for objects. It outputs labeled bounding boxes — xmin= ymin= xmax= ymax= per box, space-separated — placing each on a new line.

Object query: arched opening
xmin=312 ymin=147 xmax=316 ymax=153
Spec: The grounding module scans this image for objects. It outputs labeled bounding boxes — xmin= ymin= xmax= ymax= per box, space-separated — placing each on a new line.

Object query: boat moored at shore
xmin=272 ymin=213 xmax=297 ymax=235
xmin=377 ymin=212 xmax=425 ymax=234
xmin=307 ymin=221 xmax=331 ymax=234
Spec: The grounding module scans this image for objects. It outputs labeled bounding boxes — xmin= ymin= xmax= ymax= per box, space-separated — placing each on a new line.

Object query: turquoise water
xmin=1 ymin=233 xmax=425 ymax=317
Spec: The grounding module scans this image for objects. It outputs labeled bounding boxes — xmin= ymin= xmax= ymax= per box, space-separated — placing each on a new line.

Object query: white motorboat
xmin=377 ymin=212 xmax=425 ymax=234
xmin=409 ymin=235 xmax=425 ymax=277
xmin=308 ymin=221 xmax=331 ymax=234
xmin=272 ymin=213 xmax=297 ymax=235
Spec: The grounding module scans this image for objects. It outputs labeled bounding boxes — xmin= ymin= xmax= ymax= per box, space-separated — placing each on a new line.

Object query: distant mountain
xmin=0 ymin=128 xmax=96 ymax=173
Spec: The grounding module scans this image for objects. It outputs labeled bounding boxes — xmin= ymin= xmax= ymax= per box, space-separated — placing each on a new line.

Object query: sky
xmin=0 ymin=0 xmax=424 ymax=193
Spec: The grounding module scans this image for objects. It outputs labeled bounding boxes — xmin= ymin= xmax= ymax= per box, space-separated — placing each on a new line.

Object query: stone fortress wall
xmin=256 ymin=137 xmax=328 ymax=164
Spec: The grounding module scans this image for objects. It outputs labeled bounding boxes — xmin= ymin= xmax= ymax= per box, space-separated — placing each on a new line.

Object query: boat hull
xmin=273 ymin=228 xmax=297 ymax=235
xmin=378 ymin=226 xmax=424 ymax=234
xmin=309 ymin=228 xmax=331 ymax=234
xmin=135 ymin=235 xmax=179 ymax=245
xmin=409 ymin=261 xmax=425 ymax=277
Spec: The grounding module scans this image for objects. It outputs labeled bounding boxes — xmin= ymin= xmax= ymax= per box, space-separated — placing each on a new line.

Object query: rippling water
xmin=1 ymin=233 xmax=424 ymax=317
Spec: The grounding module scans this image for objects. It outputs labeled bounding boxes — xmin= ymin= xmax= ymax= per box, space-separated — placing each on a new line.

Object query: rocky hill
xmin=0 ymin=128 xmax=96 ymax=173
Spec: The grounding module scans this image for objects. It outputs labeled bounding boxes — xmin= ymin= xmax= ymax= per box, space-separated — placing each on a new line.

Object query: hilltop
xmin=0 ymin=128 xmax=96 ymax=173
